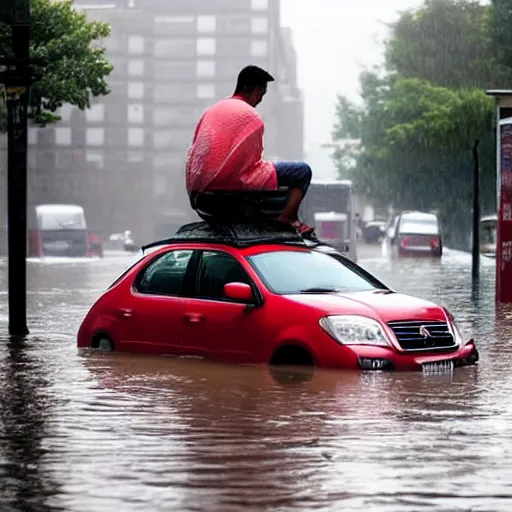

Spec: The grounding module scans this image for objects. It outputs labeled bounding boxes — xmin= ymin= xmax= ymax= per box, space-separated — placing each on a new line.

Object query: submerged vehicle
xmin=387 ymin=211 xmax=442 ymax=258
xmin=480 ymin=214 xmax=497 ymax=258
xmin=362 ymin=220 xmax=387 ymax=244
xmin=29 ymin=204 xmax=102 ymax=258
xmin=78 ymin=190 xmax=478 ymax=372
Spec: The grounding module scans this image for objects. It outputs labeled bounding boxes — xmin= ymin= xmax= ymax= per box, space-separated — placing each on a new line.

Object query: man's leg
xmin=274 ymin=161 xmax=312 ymax=224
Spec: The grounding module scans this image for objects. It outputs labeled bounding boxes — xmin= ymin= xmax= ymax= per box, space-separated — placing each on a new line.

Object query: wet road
xmin=0 ymin=246 xmax=512 ymax=511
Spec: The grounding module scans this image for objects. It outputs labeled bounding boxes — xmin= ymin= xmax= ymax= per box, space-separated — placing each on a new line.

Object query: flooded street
xmin=1 ymin=246 xmax=512 ymax=511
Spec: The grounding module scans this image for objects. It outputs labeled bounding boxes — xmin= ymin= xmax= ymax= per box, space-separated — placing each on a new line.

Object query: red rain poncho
xmin=186 ymin=96 xmax=277 ymax=193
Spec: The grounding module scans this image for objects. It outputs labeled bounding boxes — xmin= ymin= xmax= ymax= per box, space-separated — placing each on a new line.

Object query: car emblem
xmin=420 ymin=325 xmax=436 ymax=347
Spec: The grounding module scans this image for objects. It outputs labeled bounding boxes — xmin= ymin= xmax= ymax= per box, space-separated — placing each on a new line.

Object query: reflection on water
xmin=0 ymin=247 xmax=511 ymax=510
xmin=0 ymin=339 xmax=62 ymax=512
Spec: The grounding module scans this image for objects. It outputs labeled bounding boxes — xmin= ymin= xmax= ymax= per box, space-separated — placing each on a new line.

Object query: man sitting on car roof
xmin=185 ymin=65 xmax=314 ymax=237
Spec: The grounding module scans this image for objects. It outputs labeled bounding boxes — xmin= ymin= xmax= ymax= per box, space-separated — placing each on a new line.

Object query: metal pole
xmin=472 ymin=139 xmax=480 ymax=280
xmin=7 ymin=0 xmax=30 ymax=337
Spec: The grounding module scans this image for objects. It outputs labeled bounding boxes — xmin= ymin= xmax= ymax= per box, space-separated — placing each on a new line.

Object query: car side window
xmin=196 ymin=251 xmax=252 ymax=301
xmin=136 ymin=250 xmax=193 ymax=296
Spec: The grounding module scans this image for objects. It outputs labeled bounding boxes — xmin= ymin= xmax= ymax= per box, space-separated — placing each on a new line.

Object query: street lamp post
xmin=1 ymin=0 xmax=31 ymax=336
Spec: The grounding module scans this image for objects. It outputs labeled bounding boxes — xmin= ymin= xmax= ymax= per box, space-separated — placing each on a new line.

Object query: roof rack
xmin=141 ymin=221 xmax=318 ymax=253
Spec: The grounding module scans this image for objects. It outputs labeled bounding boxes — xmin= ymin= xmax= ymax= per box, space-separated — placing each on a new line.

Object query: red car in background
xmin=77 ymin=222 xmax=478 ymax=372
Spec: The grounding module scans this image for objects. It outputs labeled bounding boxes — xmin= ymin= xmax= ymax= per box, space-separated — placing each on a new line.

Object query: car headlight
xmin=319 ymin=315 xmax=390 ymax=347
xmin=443 ymin=309 xmax=464 ymax=346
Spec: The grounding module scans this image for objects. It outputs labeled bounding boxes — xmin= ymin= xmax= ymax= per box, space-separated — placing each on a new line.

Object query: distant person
xmin=186 ymin=65 xmax=314 ymax=236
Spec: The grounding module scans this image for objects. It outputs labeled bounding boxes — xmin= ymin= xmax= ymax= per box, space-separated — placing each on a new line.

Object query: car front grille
xmin=387 ymin=320 xmax=458 ymax=352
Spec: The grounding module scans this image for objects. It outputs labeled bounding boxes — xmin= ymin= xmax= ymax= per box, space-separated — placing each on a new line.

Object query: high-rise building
xmin=26 ymin=0 xmax=304 ymax=241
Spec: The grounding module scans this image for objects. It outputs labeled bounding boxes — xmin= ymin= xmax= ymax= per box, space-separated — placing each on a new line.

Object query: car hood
xmin=287 ymin=290 xmax=447 ymax=323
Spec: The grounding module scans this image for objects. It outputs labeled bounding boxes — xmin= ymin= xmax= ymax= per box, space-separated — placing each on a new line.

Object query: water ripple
xmin=0 ymin=246 xmax=511 ymax=511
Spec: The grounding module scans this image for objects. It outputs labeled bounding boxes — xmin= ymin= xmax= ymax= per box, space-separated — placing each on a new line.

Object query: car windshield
xmin=400 ymin=218 xmax=439 ymax=235
xmin=247 ymin=250 xmax=381 ymax=295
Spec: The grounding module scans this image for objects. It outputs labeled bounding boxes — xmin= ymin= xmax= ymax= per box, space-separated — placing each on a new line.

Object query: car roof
xmin=400 ymin=211 xmax=438 ymax=222
xmin=141 ymin=221 xmax=319 ymax=253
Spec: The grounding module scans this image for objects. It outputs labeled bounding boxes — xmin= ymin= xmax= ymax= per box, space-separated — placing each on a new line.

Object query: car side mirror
xmin=224 ymin=282 xmax=254 ymax=302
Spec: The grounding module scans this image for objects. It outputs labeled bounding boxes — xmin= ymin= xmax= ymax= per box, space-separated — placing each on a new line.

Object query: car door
xmin=182 ymin=250 xmax=264 ymax=363
xmin=116 ymin=249 xmax=195 ymax=355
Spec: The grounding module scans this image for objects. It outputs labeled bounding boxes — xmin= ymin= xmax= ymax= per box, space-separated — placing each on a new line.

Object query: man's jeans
xmin=274 ymin=161 xmax=312 ymax=195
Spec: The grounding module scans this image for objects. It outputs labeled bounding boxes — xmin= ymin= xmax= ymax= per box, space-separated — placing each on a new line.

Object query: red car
xmin=77 ymin=223 xmax=478 ymax=372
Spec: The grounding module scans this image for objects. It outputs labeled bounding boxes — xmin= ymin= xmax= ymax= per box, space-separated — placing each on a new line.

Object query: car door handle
xmin=184 ymin=312 xmax=204 ymax=324
xmin=117 ymin=307 xmax=134 ymax=318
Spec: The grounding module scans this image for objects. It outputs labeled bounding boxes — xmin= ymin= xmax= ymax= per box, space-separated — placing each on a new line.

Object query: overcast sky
xmin=280 ymin=0 xmax=427 ymax=179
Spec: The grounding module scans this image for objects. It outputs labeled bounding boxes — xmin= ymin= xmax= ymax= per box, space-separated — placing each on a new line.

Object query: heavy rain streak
xmin=1 ymin=0 xmax=512 ymax=511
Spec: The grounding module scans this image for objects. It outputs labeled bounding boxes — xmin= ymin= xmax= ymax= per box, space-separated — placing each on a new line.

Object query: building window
xmin=219 ymin=15 xmax=251 ymax=34
xmin=86 ymin=151 xmax=104 ymax=169
xmin=197 ymin=60 xmax=215 ymax=78
xmin=251 ymin=18 xmax=268 ymax=34
xmin=128 ymin=60 xmax=145 ymax=76
xmin=251 ymin=0 xmax=268 ymax=9
xmin=251 ymin=40 xmax=267 ymax=57
xmin=86 ymin=128 xmax=105 ymax=146
xmin=128 ymin=127 xmax=144 ymax=147
xmin=154 ymin=38 xmax=195 ymax=58
xmin=128 ymin=35 xmax=144 ymax=54
xmin=128 ymin=82 xmax=144 ymax=99
xmin=197 ymin=83 xmax=215 ymax=99
xmin=197 ymin=38 xmax=216 ymax=56
xmin=197 ymin=15 xmax=216 ymax=33
xmin=57 ymin=103 xmax=73 ymax=122
xmin=55 ymin=127 xmax=72 ymax=146
xmin=86 ymin=104 xmax=104 ymax=123
xmin=128 ymin=104 xmax=144 ymax=124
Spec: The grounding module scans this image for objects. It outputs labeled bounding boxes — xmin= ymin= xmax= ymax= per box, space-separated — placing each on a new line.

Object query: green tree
xmin=332 ymin=0 xmax=504 ymax=248
xmin=386 ymin=0 xmax=509 ymax=89
xmin=0 ymin=0 xmax=113 ymax=125
xmin=333 ymin=73 xmax=496 ymax=247
xmin=491 ymin=0 xmax=512 ymax=69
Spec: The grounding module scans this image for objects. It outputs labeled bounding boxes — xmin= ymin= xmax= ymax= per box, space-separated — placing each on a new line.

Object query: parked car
xmin=77 ymin=222 xmax=478 ymax=372
xmin=362 ymin=220 xmax=387 ymax=244
xmin=386 ymin=211 xmax=442 ymax=258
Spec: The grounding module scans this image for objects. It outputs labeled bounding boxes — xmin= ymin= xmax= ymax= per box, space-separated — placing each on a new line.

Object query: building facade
xmin=26 ymin=0 xmax=304 ymax=242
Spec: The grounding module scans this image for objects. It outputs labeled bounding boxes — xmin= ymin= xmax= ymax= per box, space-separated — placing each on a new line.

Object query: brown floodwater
xmin=0 ymin=246 xmax=511 ymax=511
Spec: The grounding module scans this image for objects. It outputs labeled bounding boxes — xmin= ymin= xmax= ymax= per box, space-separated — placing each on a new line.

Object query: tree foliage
xmin=332 ymin=0 xmax=506 ymax=247
xmin=385 ymin=0 xmax=502 ymax=88
xmin=491 ymin=0 xmax=512 ymax=69
xmin=0 ymin=0 xmax=113 ymax=125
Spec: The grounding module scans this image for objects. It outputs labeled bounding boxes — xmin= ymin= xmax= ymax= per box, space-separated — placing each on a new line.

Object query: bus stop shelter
xmin=487 ymin=90 xmax=512 ymax=303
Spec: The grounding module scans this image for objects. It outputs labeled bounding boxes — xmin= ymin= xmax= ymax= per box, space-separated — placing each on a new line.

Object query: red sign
xmin=496 ymin=120 xmax=512 ymax=302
